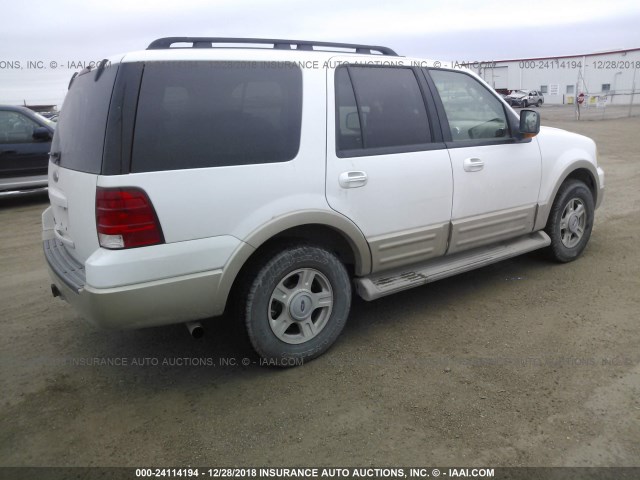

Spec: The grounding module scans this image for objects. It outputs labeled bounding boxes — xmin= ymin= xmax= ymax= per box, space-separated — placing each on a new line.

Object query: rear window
xmin=52 ymin=64 xmax=118 ymax=174
xmin=131 ymin=62 xmax=303 ymax=172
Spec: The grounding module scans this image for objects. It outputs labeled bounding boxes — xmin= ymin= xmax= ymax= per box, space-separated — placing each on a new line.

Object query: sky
xmin=1 ymin=0 xmax=639 ymax=107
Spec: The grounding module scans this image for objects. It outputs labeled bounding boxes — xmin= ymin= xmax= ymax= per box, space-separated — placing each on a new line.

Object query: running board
xmin=355 ymin=231 xmax=551 ymax=301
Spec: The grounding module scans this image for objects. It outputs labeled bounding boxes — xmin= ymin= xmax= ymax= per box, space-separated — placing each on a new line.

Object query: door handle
xmin=339 ymin=171 xmax=368 ymax=188
xmin=463 ymin=157 xmax=484 ymax=172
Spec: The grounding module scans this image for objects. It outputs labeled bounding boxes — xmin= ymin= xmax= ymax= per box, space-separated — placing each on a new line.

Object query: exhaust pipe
xmin=51 ymin=284 xmax=62 ymax=299
xmin=185 ymin=321 xmax=204 ymax=339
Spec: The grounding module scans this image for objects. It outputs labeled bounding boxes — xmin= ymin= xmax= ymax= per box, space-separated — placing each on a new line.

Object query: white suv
xmin=43 ymin=37 xmax=605 ymax=365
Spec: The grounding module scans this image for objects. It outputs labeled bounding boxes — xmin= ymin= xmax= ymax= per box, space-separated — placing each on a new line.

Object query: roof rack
xmin=146 ymin=37 xmax=398 ymax=56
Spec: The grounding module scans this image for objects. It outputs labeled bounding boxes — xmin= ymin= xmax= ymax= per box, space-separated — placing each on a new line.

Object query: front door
xmin=427 ymin=69 xmax=542 ymax=254
xmin=0 ymin=110 xmax=50 ymax=178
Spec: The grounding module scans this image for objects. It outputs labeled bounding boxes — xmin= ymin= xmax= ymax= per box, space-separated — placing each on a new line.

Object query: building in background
xmin=472 ymin=47 xmax=640 ymax=106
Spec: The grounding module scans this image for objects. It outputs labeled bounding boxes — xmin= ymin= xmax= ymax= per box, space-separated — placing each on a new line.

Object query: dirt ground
xmin=1 ymin=107 xmax=639 ymax=468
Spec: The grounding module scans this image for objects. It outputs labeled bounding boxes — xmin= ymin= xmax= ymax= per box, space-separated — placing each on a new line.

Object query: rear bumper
xmin=44 ymin=236 xmax=224 ymax=329
xmin=42 ymin=203 xmax=232 ymax=329
xmin=45 ymin=255 xmax=223 ymax=329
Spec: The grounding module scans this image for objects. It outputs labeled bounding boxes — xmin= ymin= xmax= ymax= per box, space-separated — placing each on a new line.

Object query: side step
xmin=355 ymin=231 xmax=551 ymax=301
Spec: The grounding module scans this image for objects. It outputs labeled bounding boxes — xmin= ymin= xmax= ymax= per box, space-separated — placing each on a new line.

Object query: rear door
xmin=48 ymin=63 xmax=120 ymax=263
xmin=326 ymin=62 xmax=453 ymax=272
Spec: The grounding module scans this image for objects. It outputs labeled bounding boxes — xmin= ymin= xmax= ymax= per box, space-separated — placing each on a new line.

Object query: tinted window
xmin=0 ymin=111 xmax=40 ymax=144
xmin=132 ymin=62 xmax=302 ymax=172
xmin=430 ymin=70 xmax=509 ymax=141
xmin=335 ymin=68 xmax=362 ymax=151
xmin=52 ymin=64 xmax=118 ymax=173
xmin=336 ymin=66 xmax=431 ymax=151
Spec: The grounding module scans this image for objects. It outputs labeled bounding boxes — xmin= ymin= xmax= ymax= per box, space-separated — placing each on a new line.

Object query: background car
xmin=507 ymin=89 xmax=544 ymax=107
xmin=0 ymin=105 xmax=54 ymax=193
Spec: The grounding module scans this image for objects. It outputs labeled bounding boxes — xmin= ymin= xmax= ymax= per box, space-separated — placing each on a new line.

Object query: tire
xmin=522 ymin=100 xmax=528 ymax=108
xmin=242 ymin=245 xmax=351 ymax=366
xmin=536 ymin=100 xmax=543 ymax=107
xmin=545 ymin=179 xmax=595 ymax=263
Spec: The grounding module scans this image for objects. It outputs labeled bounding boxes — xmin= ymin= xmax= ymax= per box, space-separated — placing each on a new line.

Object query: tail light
xmin=96 ymin=187 xmax=164 ymax=249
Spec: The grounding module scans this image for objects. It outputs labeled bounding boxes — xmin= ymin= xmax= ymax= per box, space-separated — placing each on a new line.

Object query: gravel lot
xmin=1 ymin=107 xmax=639 ymax=468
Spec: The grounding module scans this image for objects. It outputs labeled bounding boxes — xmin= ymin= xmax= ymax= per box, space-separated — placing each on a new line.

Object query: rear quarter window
xmin=131 ymin=62 xmax=303 ymax=172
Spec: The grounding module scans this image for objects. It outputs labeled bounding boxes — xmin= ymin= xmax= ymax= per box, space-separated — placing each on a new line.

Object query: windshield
xmin=32 ymin=111 xmax=56 ymax=128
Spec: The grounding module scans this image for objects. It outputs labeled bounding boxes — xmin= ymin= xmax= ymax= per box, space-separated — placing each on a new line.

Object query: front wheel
xmin=242 ymin=245 xmax=351 ymax=366
xmin=545 ymin=180 xmax=595 ymax=262
xmin=522 ymin=100 xmax=528 ymax=108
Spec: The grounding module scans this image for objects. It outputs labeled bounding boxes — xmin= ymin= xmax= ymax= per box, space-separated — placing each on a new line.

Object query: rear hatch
xmin=48 ymin=62 xmax=119 ymax=264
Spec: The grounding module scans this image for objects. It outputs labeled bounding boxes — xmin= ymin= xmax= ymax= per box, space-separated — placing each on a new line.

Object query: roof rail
xmin=146 ymin=37 xmax=399 ymax=56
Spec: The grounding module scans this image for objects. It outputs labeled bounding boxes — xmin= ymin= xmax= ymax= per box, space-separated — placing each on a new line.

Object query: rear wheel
xmin=536 ymin=99 xmax=543 ymax=107
xmin=545 ymin=180 xmax=595 ymax=263
xmin=242 ymin=245 xmax=351 ymax=366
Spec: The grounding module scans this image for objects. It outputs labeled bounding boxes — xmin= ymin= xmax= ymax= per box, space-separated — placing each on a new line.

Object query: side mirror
xmin=519 ymin=109 xmax=540 ymax=138
xmin=33 ymin=127 xmax=52 ymax=141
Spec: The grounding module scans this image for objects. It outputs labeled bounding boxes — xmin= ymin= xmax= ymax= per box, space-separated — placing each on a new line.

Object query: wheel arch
xmin=534 ymin=162 xmax=600 ymax=231
xmin=212 ymin=211 xmax=372 ymax=316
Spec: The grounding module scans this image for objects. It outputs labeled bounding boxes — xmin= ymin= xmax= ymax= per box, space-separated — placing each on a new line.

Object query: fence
xmin=565 ymin=89 xmax=640 ymax=120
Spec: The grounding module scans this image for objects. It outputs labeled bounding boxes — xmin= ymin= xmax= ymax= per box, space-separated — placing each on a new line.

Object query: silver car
xmin=507 ymin=89 xmax=544 ymax=108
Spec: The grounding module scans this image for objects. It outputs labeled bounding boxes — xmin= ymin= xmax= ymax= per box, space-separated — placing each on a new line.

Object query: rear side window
xmin=131 ymin=62 xmax=302 ymax=172
xmin=335 ymin=66 xmax=431 ymax=154
xmin=52 ymin=64 xmax=118 ymax=173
